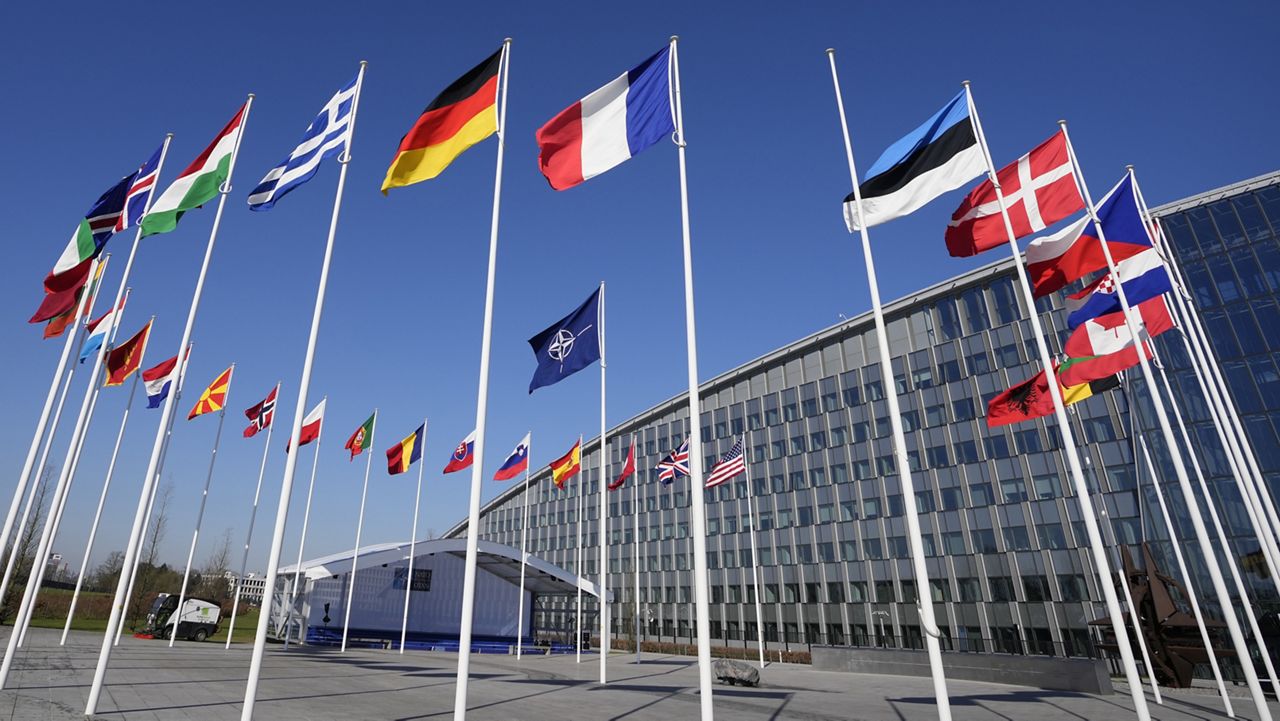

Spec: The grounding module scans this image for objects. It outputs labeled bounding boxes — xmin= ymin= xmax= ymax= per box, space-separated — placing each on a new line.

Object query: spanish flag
xmin=382 ymin=48 xmax=503 ymax=192
xmin=387 ymin=423 xmax=425 ymax=475
xmin=189 ymin=366 xmax=233 ymax=420
xmin=550 ymin=439 xmax=581 ymax=489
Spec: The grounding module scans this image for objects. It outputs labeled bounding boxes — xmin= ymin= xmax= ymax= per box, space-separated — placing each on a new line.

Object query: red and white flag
xmin=286 ymin=398 xmax=325 ymax=452
xmin=705 ymin=437 xmax=746 ymax=489
xmin=1058 ymin=297 xmax=1173 ymax=387
xmin=608 ymin=436 xmax=636 ymax=491
xmin=945 ymin=130 xmax=1083 ymax=257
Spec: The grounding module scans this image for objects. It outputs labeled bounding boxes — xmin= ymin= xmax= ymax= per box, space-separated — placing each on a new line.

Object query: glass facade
xmin=444 ymin=171 xmax=1280 ymax=662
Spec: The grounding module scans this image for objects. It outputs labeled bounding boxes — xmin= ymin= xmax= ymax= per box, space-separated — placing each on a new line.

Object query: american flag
xmin=656 ymin=438 xmax=689 ymax=485
xmin=116 ymin=142 xmax=166 ymax=232
xmin=705 ymin=438 xmax=745 ymax=489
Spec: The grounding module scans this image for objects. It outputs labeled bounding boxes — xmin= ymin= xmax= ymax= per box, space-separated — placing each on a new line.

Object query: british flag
xmin=705 ymin=438 xmax=746 ymax=489
xmin=115 ymin=142 xmax=166 ymax=233
xmin=656 ymin=438 xmax=689 ymax=485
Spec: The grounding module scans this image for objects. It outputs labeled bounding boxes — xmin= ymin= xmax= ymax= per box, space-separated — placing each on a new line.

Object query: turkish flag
xmin=946 ymin=130 xmax=1084 ymax=257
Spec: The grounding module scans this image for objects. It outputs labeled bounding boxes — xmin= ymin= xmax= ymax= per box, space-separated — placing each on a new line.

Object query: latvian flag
xmin=845 ymin=91 xmax=985 ymax=231
xmin=536 ymin=46 xmax=674 ymax=191
xmin=705 ymin=438 xmax=745 ymax=489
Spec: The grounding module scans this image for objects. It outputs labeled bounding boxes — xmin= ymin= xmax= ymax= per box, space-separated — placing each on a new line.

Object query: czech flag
xmin=536 ymin=46 xmax=674 ymax=191
xmin=494 ymin=434 xmax=530 ymax=481
xmin=387 ymin=424 xmax=425 ymax=476
xmin=443 ymin=430 xmax=476 ymax=474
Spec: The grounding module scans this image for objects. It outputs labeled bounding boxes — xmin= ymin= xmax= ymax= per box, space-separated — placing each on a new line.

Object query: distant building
xmin=225 ymin=572 xmax=267 ymax=606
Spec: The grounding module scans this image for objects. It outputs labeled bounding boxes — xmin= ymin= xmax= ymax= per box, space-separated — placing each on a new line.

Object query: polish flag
xmin=287 ymin=399 xmax=326 ymax=453
xmin=536 ymin=47 xmax=675 ymax=190
xmin=946 ymin=130 xmax=1083 ymax=257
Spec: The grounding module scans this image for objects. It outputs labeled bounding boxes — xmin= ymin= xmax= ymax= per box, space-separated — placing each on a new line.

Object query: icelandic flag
xmin=248 ymin=74 xmax=357 ymax=210
xmin=142 ymin=353 xmax=182 ymax=408
xmin=79 ymin=299 xmax=126 ymax=363
xmin=1065 ymin=248 xmax=1173 ymax=329
xmin=443 ymin=430 xmax=476 ymax=474
xmin=116 ymin=142 xmax=166 ymax=232
xmin=536 ymin=47 xmax=674 ymax=190
xmin=527 ymin=288 xmax=602 ymax=393
xmin=493 ymin=434 xmax=530 ymax=481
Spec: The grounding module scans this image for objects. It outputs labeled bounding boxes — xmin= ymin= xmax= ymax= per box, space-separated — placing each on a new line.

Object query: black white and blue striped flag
xmin=248 ymin=75 xmax=357 ymax=210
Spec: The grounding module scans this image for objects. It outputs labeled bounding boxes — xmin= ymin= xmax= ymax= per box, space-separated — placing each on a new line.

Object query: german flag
xmin=382 ymin=48 xmax=503 ymax=192
xmin=387 ymin=424 xmax=425 ymax=475
xmin=550 ymin=439 xmax=581 ymax=490
xmin=189 ymin=366 xmax=234 ymax=420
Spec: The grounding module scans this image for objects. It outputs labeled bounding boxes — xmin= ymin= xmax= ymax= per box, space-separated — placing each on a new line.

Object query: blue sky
xmin=3 ymin=1 xmax=1277 ymax=576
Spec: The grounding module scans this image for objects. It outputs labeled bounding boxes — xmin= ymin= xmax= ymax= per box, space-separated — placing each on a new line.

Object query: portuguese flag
xmin=344 ymin=412 xmax=377 ymax=460
xmin=142 ymin=103 xmax=247 ymax=236
xmin=382 ymin=48 xmax=502 ymax=192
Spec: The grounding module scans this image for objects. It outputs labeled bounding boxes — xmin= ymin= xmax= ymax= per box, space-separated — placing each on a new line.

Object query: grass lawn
xmin=19 ymin=587 xmax=262 ymax=645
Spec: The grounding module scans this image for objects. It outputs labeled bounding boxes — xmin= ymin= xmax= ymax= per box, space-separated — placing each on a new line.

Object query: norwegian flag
xmin=656 ymin=438 xmax=689 ymax=485
xmin=705 ymin=438 xmax=746 ymax=489
xmin=116 ymin=142 xmax=166 ymax=232
xmin=243 ymin=385 xmax=278 ymax=438
xmin=945 ymin=130 xmax=1084 ymax=257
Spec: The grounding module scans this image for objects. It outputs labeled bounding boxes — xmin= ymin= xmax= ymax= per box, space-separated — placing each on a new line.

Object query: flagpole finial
xmin=1126 ymin=164 xmax=1135 ymax=172
xmin=504 ymin=37 xmax=512 ymax=44
xmin=247 ymin=93 xmax=256 ymax=100
xmin=670 ymin=35 xmax=679 ymax=42
xmin=961 ymin=80 xmax=971 ymax=87
xmin=165 ymin=132 xmax=174 ymax=139
xmin=825 ymin=48 xmax=835 ymax=56
xmin=1057 ymin=119 xmax=1068 ymax=128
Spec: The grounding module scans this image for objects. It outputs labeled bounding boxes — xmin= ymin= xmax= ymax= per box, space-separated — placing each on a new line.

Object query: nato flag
xmin=528 ymin=287 xmax=602 ymax=393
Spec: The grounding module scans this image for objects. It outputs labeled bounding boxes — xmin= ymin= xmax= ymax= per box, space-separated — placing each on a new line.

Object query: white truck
xmin=142 ymin=593 xmax=222 ymax=642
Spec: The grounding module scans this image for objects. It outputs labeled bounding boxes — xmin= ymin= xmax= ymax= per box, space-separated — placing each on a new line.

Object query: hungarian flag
xmin=608 ymin=436 xmax=636 ymax=491
xmin=345 ymin=412 xmax=377 ymax=459
xmin=287 ymin=399 xmax=326 ymax=452
xmin=382 ymin=49 xmax=501 ymax=192
xmin=142 ymin=103 xmax=247 ymax=236
xmin=387 ymin=423 xmax=425 ymax=475
xmin=550 ymin=439 xmax=581 ymax=490
xmin=189 ymin=366 xmax=234 ymax=419
xmin=946 ymin=130 xmax=1083 ymax=257
xmin=443 ymin=430 xmax=476 ymax=474
xmin=243 ymin=385 xmax=278 ymax=438
xmin=103 ymin=320 xmax=152 ymax=387
xmin=494 ymin=434 xmax=530 ymax=481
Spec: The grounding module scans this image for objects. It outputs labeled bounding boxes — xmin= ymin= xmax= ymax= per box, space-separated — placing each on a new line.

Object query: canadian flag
xmin=1057 ymin=297 xmax=1174 ymax=387
xmin=945 ymin=130 xmax=1084 ymax=257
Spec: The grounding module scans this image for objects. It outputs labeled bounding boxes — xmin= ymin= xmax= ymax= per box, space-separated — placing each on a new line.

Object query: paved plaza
xmin=0 ymin=628 xmax=1273 ymax=720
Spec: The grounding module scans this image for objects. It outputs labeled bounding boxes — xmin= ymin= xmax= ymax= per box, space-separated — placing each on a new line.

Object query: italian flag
xmin=51 ymin=220 xmax=96 ymax=275
xmin=141 ymin=104 xmax=246 ymax=237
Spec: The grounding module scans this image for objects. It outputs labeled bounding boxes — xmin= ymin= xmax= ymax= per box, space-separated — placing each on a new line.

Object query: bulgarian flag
xmin=141 ymin=103 xmax=247 ymax=237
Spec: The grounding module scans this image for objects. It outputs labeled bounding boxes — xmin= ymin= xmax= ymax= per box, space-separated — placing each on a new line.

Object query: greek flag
xmin=248 ymin=75 xmax=357 ymax=210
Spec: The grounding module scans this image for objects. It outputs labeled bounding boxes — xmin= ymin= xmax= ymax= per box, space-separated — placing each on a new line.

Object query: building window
xmin=957 ymin=577 xmax=982 ymax=602
xmin=1002 ymin=526 xmax=1031 ymax=551
xmin=875 ymin=580 xmax=896 ymax=603
xmin=1058 ymin=574 xmax=1088 ymax=602
xmin=989 ymin=576 xmax=1016 ymax=602
xmin=1037 ymin=523 xmax=1067 ymax=550
xmin=954 ymin=441 xmax=979 ymax=464
xmin=952 ymin=398 xmax=976 ymax=422
xmin=971 ymin=529 xmax=998 ymax=553
xmin=1024 ymin=575 xmax=1052 ymax=602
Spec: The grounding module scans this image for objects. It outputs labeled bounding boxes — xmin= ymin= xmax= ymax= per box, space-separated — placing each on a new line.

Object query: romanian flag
xmin=387 ymin=424 xmax=425 ymax=475
xmin=345 ymin=412 xmax=377 ymax=460
xmin=381 ymin=48 xmax=503 ymax=192
xmin=189 ymin=366 xmax=233 ymax=420
xmin=103 ymin=320 xmax=152 ymax=387
xmin=550 ymin=439 xmax=581 ymax=490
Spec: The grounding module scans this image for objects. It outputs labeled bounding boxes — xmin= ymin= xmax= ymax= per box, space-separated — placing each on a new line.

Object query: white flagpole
xmin=826 ymin=50 xmax=949 ymax=720
xmin=341 ymin=410 xmax=376 ymax=654
xmin=516 ymin=432 xmax=532 ymax=659
xmin=669 ymin=37 xmax=716 ymax=720
xmin=399 ymin=417 xmax=426 ymax=654
xmin=958 ymin=81 xmax=1150 ymax=718
xmin=744 ymin=436 xmax=765 ymax=669
xmin=597 ymin=281 xmax=609 ymax=684
xmin=242 ymin=59 xmax=367 ymax=719
xmin=1136 ymin=433 xmax=1235 ymax=716
xmin=1059 ymin=121 xmax=1271 ymax=720
xmin=226 ymin=382 xmax=280 ymax=650
xmin=84 ymin=91 xmax=254 ymax=714
xmin=632 ymin=436 xmax=641 ymax=665
xmin=284 ymin=424 xmax=324 ymax=649
xmin=453 ymin=38 xmax=511 ymax=721
xmin=576 ymin=435 xmax=584 ymax=664
xmin=61 ymin=317 xmax=148 ymax=646
xmin=168 ymin=365 xmax=234 ymax=647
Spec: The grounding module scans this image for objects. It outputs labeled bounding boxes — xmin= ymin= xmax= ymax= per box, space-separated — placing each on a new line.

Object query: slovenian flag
xmin=536 ymin=47 xmax=675 ymax=191
xmin=1065 ymin=248 xmax=1173 ymax=329
xmin=493 ymin=434 xmax=530 ymax=481
xmin=443 ymin=430 xmax=476 ymax=474
xmin=142 ymin=350 xmax=185 ymax=409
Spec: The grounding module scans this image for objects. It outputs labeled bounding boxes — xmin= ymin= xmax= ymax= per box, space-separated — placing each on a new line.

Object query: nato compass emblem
xmin=549 ymin=324 xmax=592 ymax=371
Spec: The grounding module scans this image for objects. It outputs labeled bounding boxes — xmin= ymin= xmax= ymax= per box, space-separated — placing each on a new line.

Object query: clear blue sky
xmin=3 ymin=1 xmax=1276 ymax=576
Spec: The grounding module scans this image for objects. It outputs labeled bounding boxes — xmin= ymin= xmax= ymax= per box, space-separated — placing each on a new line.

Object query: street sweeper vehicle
xmin=136 ymin=593 xmax=222 ymax=642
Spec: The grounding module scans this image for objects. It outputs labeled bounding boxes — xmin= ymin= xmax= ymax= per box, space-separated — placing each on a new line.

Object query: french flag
xmin=493 ymin=434 xmax=530 ymax=481
xmin=443 ymin=430 xmax=477 ymax=474
xmin=536 ymin=46 xmax=674 ymax=191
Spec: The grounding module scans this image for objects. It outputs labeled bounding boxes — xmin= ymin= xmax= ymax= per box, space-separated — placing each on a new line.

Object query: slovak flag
xmin=494 ymin=434 xmax=530 ymax=481
xmin=535 ymin=46 xmax=674 ymax=191
xmin=443 ymin=430 xmax=477 ymax=474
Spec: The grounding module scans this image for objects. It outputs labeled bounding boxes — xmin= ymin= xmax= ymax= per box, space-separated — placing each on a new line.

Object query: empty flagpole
xmin=399 ymin=418 xmax=426 ymax=654
xmin=86 ymin=91 xmax=253 ymax=715
xmin=226 ymin=382 xmax=280 ymax=650
xmin=1059 ymin=122 xmax=1271 ymax=720
xmin=577 ymin=435 xmax=584 ymax=664
xmin=744 ymin=435 xmax=765 ymax=669
xmin=597 ymin=281 xmax=609 ymax=684
xmin=284 ymin=423 xmax=324 ymax=649
xmin=516 ymin=432 xmax=532 ymax=660
xmin=959 ymin=85 xmax=1151 ymax=719
xmin=342 ymin=409 xmax=376 ymax=654
xmin=453 ymin=38 xmax=511 ymax=721
xmin=632 ymin=436 xmax=641 ymax=665
xmin=242 ymin=59 xmax=367 ymax=719
xmin=669 ymin=36 xmax=716 ymax=720
xmin=826 ymin=50 xmax=949 ymax=720
xmin=169 ymin=365 xmax=234 ymax=647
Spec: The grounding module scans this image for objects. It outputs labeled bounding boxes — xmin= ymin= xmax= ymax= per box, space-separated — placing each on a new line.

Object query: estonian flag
xmin=845 ymin=91 xmax=985 ymax=231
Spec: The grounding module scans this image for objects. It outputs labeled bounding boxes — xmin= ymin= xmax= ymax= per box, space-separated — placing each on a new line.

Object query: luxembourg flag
xmin=493 ymin=433 xmax=530 ymax=481
xmin=79 ymin=299 xmax=126 ymax=363
xmin=443 ymin=430 xmax=477 ymax=474
xmin=536 ymin=46 xmax=675 ymax=190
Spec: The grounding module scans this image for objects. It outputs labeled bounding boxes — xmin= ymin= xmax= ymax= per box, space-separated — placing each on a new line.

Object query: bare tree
xmin=88 ymin=551 xmax=125 ymax=592
xmin=126 ymin=482 xmax=174 ymax=628
xmin=194 ymin=528 xmax=233 ymax=605
xmin=1 ymin=465 xmax=55 ymax=623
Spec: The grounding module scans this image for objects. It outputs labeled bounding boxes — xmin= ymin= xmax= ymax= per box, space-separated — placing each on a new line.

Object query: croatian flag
xmin=536 ymin=47 xmax=674 ymax=190
xmin=142 ymin=353 xmax=182 ymax=408
xmin=443 ymin=430 xmax=477 ymax=474
xmin=1065 ymin=248 xmax=1173 ymax=329
xmin=116 ymin=142 xmax=166 ymax=232
xmin=493 ymin=433 xmax=530 ymax=481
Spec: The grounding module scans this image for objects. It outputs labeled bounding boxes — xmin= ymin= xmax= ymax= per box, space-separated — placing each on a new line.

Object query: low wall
xmin=810 ymin=646 xmax=1113 ymax=694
